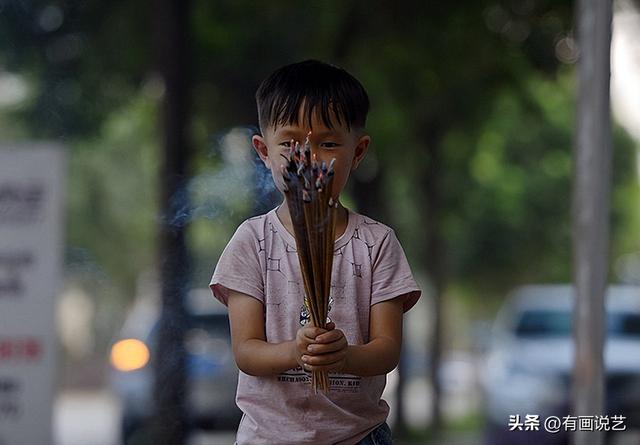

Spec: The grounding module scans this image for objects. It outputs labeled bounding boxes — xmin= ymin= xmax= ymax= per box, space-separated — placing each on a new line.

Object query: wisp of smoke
xmin=162 ymin=126 xmax=281 ymax=229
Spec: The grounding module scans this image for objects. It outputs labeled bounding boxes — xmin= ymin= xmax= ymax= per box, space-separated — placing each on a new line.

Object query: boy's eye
xmin=279 ymin=141 xmax=293 ymax=148
xmin=320 ymin=142 xmax=340 ymax=149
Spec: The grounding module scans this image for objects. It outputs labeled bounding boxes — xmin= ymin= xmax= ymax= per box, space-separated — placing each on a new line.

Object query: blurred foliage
xmin=0 ymin=0 xmax=151 ymax=137
xmin=66 ymin=92 xmax=160 ymax=298
xmin=0 ymin=0 xmax=638 ymax=320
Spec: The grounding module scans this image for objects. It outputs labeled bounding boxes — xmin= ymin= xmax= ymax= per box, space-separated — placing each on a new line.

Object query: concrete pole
xmin=572 ymin=1 xmax=612 ymax=445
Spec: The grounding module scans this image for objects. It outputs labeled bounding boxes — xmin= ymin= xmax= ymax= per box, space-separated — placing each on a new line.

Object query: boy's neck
xmin=276 ymin=199 xmax=349 ymax=241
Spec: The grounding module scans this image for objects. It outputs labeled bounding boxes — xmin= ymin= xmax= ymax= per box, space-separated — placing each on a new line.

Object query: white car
xmin=109 ymin=289 xmax=241 ymax=443
xmin=481 ymin=284 xmax=640 ymax=444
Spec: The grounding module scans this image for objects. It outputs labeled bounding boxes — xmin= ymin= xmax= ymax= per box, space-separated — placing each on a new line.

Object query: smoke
xmin=65 ymin=245 xmax=109 ymax=283
xmin=251 ymin=146 xmax=280 ymax=215
xmin=162 ymin=126 xmax=280 ymax=229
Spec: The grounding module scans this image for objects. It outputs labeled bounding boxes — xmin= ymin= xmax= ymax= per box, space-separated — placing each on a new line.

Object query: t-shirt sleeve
xmin=371 ymin=229 xmax=421 ymax=312
xmin=209 ymin=221 xmax=264 ymax=306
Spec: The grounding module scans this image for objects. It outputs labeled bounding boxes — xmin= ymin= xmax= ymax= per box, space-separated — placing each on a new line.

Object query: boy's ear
xmin=351 ymin=135 xmax=371 ymax=170
xmin=252 ymin=135 xmax=270 ymax=167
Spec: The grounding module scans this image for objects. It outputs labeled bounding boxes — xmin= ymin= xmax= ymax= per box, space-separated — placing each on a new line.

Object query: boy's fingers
xmin=302 ymin=359 xmax=345 ymax=373
xmin=303 ymin=326 xmax=326 ymax=340
xmin=307 ymin=339 xmax=346 ymax=354
xmin=302 ymin=350 xmax=346 ymax=367
xmin=304 ymin=364 xmax=336 ymax=372
xmin=325 ymin=321 xmax=336 ymax=330
xmin=314 ymin=329 xmax=344 ymax=344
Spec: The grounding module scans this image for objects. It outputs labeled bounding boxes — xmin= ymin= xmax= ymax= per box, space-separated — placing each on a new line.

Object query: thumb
xmin=325 ymin=321 xmax=336 ymax=331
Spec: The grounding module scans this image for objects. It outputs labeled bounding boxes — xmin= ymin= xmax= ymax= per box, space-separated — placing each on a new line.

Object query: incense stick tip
xmin=328 ymin=158 xmax=336 ymax=174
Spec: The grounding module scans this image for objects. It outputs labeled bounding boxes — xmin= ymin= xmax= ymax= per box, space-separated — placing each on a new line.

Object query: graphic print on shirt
xmin=276 ymin=366 xmax=363 ymax=393
xmin=299 ymin=295 xmax=334 ymax=326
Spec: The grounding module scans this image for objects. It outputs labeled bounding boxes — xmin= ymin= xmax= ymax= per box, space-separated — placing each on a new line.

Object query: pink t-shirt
xmin=210 ymin=207 xmax=421 ymax=445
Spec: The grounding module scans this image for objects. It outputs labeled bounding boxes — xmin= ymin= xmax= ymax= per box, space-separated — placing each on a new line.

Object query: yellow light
xmin=110 ymin=339 xmax=150 ymax=372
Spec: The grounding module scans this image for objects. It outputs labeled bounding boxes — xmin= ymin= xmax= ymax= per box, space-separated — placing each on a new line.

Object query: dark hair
xmin=255 ymin=60 xmax=370 ymax=133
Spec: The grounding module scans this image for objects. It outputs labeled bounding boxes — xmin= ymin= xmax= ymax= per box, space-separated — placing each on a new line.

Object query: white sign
xmin=0 ymin=146 xmax=65 ymax=445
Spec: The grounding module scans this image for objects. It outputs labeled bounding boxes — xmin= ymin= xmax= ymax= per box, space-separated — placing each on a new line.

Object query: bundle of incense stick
xmin=281 ymin=133 xmax=337 ymax=393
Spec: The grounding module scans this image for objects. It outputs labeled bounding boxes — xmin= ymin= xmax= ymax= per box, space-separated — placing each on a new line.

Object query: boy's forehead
xmin=272 ymin=123 xmax=341 ymax=136
xmin=268 ymin=102 xmax=347 ymax=135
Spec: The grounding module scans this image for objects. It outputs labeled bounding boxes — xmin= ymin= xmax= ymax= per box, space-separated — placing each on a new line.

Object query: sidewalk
xmin=53 ymin=389 xmax=121 ymax=445
xmin=53 ymin=388 xmax=237 ymax=445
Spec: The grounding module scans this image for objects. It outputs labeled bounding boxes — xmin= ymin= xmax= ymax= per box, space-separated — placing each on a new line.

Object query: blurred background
xmin=1 ymin=0 xmax=640 ymax=444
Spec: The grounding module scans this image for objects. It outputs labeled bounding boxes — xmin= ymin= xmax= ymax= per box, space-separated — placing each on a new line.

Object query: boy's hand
xmin=300 ymin=322 xmax=348 ymax=373
xmin=293 ymin=324 xmax=328 ymax=369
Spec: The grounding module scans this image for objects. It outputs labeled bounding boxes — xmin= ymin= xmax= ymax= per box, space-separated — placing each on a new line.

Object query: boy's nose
xmin=310 ymin=148 xmax=330 ymax=166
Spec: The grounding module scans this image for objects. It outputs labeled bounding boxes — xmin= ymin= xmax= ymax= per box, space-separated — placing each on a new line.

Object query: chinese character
xmin=562 ymin=415 xmax=577 ymax=431
xmin=611 ymin=415 xmax=626 ymax=431
xmin=578 ymin=416 xmax=595 ymax=431
xmin=595 ymin=415 xmax=610 ymax=431
xmin=508 ymin=414 xmax=524 ymax=431
xmin=524 ymin=414 xmax=540 ymax=431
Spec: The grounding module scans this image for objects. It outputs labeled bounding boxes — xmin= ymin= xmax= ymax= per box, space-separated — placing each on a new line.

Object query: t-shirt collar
xmin=269 ymin=204 xmax=356 ymax=251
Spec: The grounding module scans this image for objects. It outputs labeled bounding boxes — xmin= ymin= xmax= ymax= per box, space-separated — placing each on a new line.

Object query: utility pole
xmin=153 ymin=0 xmax=192 ymax=443
xmin=572 ymin=1 xmax=612 ymax=445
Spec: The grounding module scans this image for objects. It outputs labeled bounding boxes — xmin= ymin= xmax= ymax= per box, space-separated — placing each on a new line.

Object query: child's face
xmin=252 ymin=108 xmax=370 ymax=199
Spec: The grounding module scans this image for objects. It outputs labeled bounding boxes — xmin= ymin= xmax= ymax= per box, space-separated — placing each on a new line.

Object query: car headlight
xmin=110 ymin=338 xmax=150 ymax=372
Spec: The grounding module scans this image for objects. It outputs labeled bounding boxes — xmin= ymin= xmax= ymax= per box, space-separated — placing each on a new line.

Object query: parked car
xmin=109 ymin=289 xmax=241 ymax=443
xmin=481 ymin=284 xmax=640 ymax=445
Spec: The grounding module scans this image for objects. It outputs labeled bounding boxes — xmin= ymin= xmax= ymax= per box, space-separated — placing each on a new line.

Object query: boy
xmin=210 ymin=60 xmax=421 ymax=445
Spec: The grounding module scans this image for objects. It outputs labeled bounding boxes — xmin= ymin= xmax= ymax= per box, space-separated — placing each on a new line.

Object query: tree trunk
xmin=153 ymin=0 xmax=192 ymax=443
xmin=407 ymin=124 xmax=448 ymax=436
xmin=423 ymin=134 xmax=446 ymax=435
xmin=571 ymin=1 xmax=612 ymax=445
